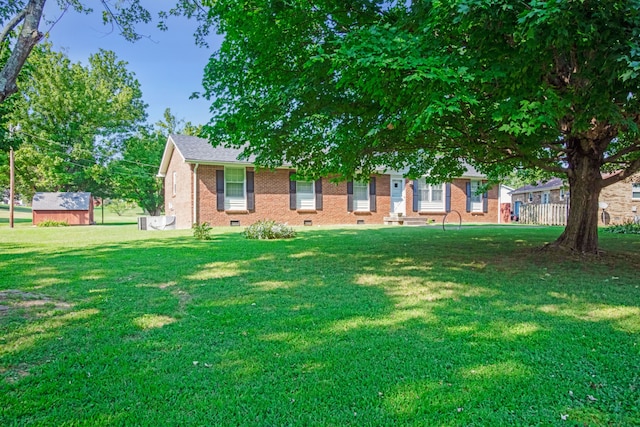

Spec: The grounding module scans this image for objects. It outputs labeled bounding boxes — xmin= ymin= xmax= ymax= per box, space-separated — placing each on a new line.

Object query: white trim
xmin=193 ymin=164 xmax=199 ymax=225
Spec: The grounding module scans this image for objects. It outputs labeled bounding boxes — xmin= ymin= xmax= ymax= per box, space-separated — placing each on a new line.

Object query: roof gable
xmin=32 ymin=192 xmax=92 ymax=211
xmin=157 ymin=135 xmax=256 ymax=177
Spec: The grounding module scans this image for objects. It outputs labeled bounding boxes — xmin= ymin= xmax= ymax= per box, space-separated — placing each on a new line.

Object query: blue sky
xmin=42 ymin=4 xmax=223 ymax=127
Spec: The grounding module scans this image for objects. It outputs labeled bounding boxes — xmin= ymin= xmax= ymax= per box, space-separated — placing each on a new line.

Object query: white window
xmin=559 ymin=187 xmax=566 ymax=201
xmin=417 ymin=180 xmax=445 ymax=211
xmin=172 ymin=171 xmax=177 ymax=196
xmin=225 ymin=167 xmax=246 ymax=210
xmin=542 ymin=192 xmax=550 ymax=204
xmin=470 ymin=180 xmax=483 ymax=212
xmin=353 ymin=181 xmax=370 ymax=211
xmin=528 ymin=192 xmax=533 ymax=202
xmin=633 ymin=183 xmax=640 ymax=200
xmin=296 ymin=181 xmax=315 ymax=210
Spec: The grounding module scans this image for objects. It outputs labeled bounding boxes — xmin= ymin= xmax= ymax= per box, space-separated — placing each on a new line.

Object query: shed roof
xmin=32 ymin=192 xmax=92 ymax=211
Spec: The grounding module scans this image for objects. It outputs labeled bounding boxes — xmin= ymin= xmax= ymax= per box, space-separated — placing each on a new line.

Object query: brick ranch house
xmin=157 ymin=135 xmax=502 ymax=229
xmin=511 ymin=175 xmax=640 ymax=224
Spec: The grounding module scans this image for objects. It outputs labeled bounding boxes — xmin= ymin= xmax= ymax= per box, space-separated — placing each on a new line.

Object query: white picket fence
xmin=519 ymin=203 xmax=569 ymax=226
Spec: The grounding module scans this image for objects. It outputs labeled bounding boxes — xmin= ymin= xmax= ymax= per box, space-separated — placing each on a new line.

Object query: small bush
xmin=107 ymin=199 xmax=134 ymax=216
xmin=37 ymin=220 xmax=69 ymax=227
xmin=603 ymin=220 xmax=640 ymax=234
xmin=242 ymin=219 xmax=296 ymax=240
xmin=192 ymin=222 xmax=212 ymax=240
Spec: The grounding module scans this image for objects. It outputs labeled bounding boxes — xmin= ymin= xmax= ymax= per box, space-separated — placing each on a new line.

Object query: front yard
xmin=1 ymin=225 xmax=638 ymax=426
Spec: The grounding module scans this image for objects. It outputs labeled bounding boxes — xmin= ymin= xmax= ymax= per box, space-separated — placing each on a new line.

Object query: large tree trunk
xmin=551 ymin=139 xmax=604 ymax=254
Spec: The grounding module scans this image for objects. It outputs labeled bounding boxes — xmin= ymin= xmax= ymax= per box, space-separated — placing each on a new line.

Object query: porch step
xmin=383 ymin=216 xmax=430 ymax=226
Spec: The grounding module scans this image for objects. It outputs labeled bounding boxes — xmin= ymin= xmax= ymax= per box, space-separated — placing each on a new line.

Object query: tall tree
xmin=108 ymin=108 xmax=201 ymax=215
xmin=0 ymin=0 xmax=213 ymax=103
xmin=201 ymin=0 xmax=640 ymax=254
xmin=9 ymin=43 xmax=146 ymax=202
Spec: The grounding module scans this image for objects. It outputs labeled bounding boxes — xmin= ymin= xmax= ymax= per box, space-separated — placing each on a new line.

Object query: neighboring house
xmin=510 ymin=178 xmax=568 ymax=220
xmin=511 ymin=174 xmax=640 ymax=224
xmin=157 ymin=135 xmax=501 ymax=229
xmin=32 ymin=192 xmax=94 ymax=226
xmin=600 ymin=173 xmax=640 ymax=224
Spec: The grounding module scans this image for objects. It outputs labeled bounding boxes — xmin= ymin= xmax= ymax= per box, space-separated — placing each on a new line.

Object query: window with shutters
xmin=416 ymin=179 xmax=445 ymax=211
xmin=225 ymin=167 xmax=246 ymax=210
xmin=353 ymin=181 xmax=370 ymax=211
xmin=296 ymin=181 xmax=315 ymax=210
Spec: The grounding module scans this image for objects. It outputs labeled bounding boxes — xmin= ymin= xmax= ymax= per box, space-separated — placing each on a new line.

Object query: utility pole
xmin=9 ymin=145 xmax=15 ymax=228
xmin=8 ymin=124 xmax=19 ymax=229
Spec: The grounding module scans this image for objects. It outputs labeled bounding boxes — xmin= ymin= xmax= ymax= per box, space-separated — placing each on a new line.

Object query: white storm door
xmin=390 ymin=178 xmax=405 ymax=215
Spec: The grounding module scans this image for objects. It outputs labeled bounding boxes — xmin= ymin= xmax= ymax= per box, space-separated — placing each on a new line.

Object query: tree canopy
xmin=7 ymin=43 xmax=146 ymax=201
xmin=109 ymin=108 xmax=202 ymax=215
xmin=201 ymin=0 xmax=640 ymax=253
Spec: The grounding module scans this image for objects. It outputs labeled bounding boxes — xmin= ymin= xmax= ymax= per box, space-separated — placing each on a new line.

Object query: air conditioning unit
xmin=138 ymin=216 xmax=176 ymax=231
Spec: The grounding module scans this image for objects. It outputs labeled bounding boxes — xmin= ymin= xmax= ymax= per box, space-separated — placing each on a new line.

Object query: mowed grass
xmin=0 ymin=225 xmax=639 ymax=426
xmin=0 ymin=203 xmax=146 ymax=227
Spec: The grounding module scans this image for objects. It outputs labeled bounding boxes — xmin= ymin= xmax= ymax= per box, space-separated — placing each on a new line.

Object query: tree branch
xmin=601 ymin=158 xmax=640 ymax=187
xmin=0 ymin=0 xmax=45 ymax=103
xmin=0 ymin=8 xmax=27 ymax=47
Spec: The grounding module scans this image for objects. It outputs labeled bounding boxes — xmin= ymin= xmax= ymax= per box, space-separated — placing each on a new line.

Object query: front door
xmin=390 ymin=178 xmax=405 ymax=215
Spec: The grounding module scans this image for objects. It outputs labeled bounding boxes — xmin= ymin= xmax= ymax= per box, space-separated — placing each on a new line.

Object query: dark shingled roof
xmin=32 ymin=192 xmax=92 ymax=211
xmin=169 ymin=134 xmax=255 ymax=163
xmin=511 ymin=178 xmax=565 ymax=195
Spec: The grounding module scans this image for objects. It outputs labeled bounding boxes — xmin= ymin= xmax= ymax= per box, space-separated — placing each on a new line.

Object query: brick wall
xmin=405 ymin=179 xmax=499 ymax=223
xmin=600 ymin=177 xmax=640 ymax=224
xmin=166 ymin=160 xmax=501 ymax=228
xmin=196 ymin=167 xmax=392 ymax=227
xmin=164 ymin=148 xmax=194 ymax=229
xmin=512 ymin=188 xmax=567 ymax=206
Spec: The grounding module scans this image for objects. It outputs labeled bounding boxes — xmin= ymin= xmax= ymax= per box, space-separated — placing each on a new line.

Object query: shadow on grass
xmin=0 ymin=226 xmax=638 ymax=426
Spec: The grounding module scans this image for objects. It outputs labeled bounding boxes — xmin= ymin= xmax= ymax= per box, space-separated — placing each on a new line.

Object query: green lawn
xmin=0 ymin=225 xmax=638 ymax=426
xmin=0 ymin=203 xmax=145 ymax=227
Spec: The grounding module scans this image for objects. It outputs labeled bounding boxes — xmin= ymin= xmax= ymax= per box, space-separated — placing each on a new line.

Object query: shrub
xmin=192 ymin=222 xmax=213 ymax=240
xmin=603 ymin=220 xmax=640 ymax=234
xmin=37 ymin=220 xmax=69 ymax=227
xmin=107 ymin=199 xmax=134 ymax=216
xmin=242 ymin=219 xmax=296 ymax=240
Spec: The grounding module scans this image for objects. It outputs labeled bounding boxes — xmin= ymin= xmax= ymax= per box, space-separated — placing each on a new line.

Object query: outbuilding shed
xmin=32 ymin=192 xmax=94 ymax=226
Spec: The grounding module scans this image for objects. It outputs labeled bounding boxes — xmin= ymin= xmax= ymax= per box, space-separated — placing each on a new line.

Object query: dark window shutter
xmin=246 ymin=171 xmax=255 ymax=211
xmin=369 ymin=177 xmax=376 ymax=212
xmin=315 ymin=179 xmax=323 ymax=210
xmin=483 ymin=191 xmax=489 ymax=213
xmin=216 ymin=170 xmax=225 ymax=211
xmin=466 ymin=182 xmax=472 ymax=213
xmin=412 ymin=180 xmax=419 ymax=212
xmin=347 ymin=181 xmax=354 ymax=212
xmin=445 ymin=183 xmax=452 ymax=212
xmin=289 ymin=171 xmax=296 ymax=210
